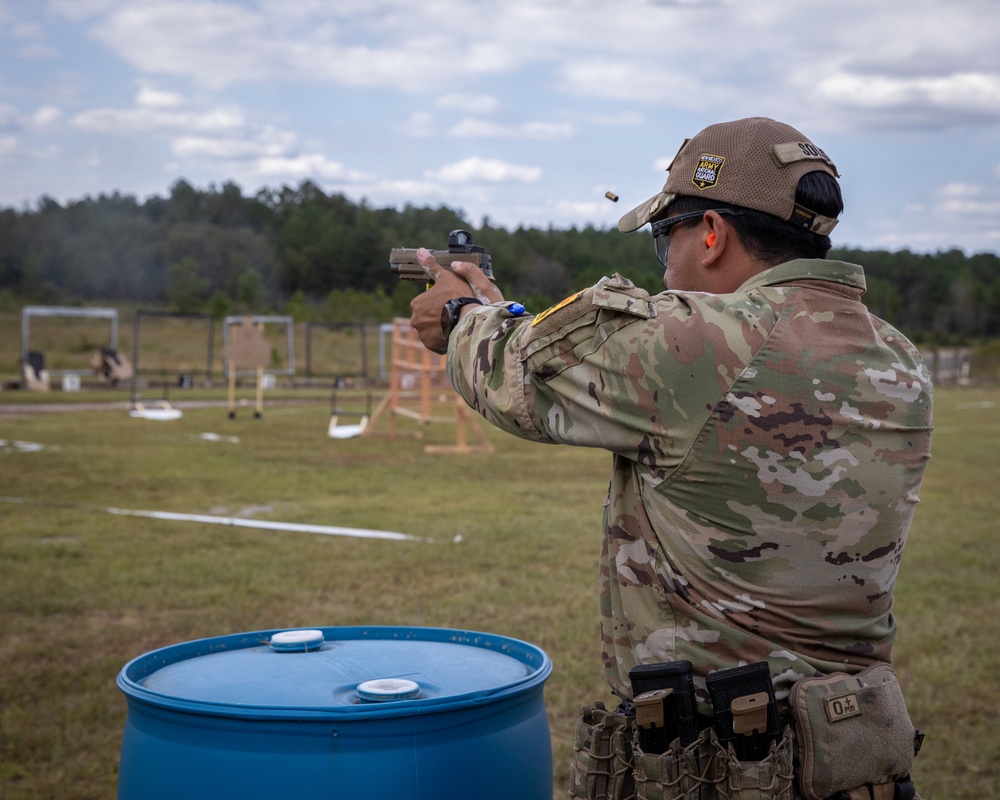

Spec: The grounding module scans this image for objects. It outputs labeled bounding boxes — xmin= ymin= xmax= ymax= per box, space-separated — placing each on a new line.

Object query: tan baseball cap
xmin=618 ymin=117 xmax=840 ymax=234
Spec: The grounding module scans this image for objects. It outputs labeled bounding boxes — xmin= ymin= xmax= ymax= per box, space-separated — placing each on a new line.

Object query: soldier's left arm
xmin=447 ymin=275 xmax=718 ymax=467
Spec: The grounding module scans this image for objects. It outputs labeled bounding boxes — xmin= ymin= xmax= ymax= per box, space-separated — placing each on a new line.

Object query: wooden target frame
xmin=363 ymin=318 xmax=493 ymax=454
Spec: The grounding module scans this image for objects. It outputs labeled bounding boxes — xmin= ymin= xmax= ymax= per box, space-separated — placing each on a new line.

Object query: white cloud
xmin=9 ymin=19 xmax=59 ymax=57
xmin=557 ymin=58 xmax=676 ymax=104
xmin=171 ymin=129 xmax=296 ymax=160
xmin=48 ymin=0 xmax=118 ymax=20
xmin=46 ymin=0 xmax=1000 ymax=133
xmin=86 ymin=2 xmax=282 ymax=89
xmin=0 ymin=135 xmax=59 ymax=162
xmin=448 ymin=119 xmax=576 ymax=141
xmin=587 ymin=111 xmax=644 ymax=127
xmin=72 ymin=104 xmax=247 ymax=135
xmin=865 ymin=180 xmax=1000 ymax=253
xmin=816 ymin=72 xmax=1000 ymax=127
xmin=78 ymin=0 xmax=489 ymax=90
xmin=932 ymin=183 xmax=1000 ymax=218
xmin=428 ymin=156 xmax=541 ymax=183
xmin=32 ymin=106 xmax=62 ymax=127
xmin=136 ymin=85 xmax=186 ymax=108
xmin=437 ymin=93 xmax=501 ymax=114
xmin=360 ymin=178 xmax=457 ymax=202
xmin=254 ymin=154 xmax=371 ymax=182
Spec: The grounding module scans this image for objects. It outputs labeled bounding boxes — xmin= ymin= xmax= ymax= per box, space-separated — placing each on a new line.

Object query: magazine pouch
xmin=632 ymin=727 xmax=719 ymax=800
xmin=569 ymin=701 xmax=636 ymax=800
xmin=712 ymin=726 xmax=794 ymax=800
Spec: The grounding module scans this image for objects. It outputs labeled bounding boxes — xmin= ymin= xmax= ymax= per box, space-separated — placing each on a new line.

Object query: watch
xmin=442 ymin=297 xmax=483 ymax=338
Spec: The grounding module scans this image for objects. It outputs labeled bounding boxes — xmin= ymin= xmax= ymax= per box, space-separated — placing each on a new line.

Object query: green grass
xmin=1 ymin=386 xmax=998 ymax=799
xmin=889 ymin=386 xmax=1000 ymax=798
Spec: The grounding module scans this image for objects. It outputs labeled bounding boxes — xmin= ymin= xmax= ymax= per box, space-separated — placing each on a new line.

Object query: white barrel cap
xmin=356 ymin=678 xmax=420 ymax=702
xmin=269 ymin=629 xmax=325 ymax=652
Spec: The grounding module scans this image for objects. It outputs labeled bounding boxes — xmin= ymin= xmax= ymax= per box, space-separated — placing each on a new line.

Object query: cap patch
xmin=773 ymin=141 xmax=838 ymax=174
xmin=692 ymin=154 xmax=725 ymax=190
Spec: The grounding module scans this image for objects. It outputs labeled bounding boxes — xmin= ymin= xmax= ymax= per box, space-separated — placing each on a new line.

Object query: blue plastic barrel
xmin=117 ymin=626 xmax=552 ymax=799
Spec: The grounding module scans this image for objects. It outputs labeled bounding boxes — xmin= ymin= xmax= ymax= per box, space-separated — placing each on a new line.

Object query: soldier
xmin=410 ymin=117 xmax=932 ymax=799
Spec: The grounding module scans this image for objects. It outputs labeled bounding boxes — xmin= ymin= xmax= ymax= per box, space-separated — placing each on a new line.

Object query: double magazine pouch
xmin=631 ymin=726 xmax=793 ymax=800
xmin=709 ymin=726 xmax=794 ymax=800
xmin=631 ymin=729 xmax=707 ymax=800
xmin=569 ymin=701 xmax=637 ymax=800
xmin=789 ymin=664 xmax=917 ymax=800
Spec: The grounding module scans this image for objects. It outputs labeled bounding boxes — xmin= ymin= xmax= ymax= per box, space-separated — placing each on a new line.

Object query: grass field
xmin=1 ymin=383 xmax=998 ymax=799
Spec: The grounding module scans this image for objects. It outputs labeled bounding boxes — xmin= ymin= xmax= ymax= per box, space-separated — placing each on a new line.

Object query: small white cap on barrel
xmin=269 ymin=629 xmax=325 ymax=652
xmin=357 ymin=678 xmax=421 ymax=702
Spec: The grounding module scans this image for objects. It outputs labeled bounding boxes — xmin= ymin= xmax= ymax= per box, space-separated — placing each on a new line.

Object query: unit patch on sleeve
xmin=530 ymin=290 xmax=585 ymax=327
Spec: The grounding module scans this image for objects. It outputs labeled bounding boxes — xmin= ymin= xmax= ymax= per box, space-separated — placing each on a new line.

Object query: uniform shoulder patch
xmin=531 ymin=290 xmax=585 ymax=327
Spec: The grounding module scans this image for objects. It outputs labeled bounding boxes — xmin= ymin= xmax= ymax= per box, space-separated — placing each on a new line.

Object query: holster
xmin=569 ymin=701 xmax=636 ymax=800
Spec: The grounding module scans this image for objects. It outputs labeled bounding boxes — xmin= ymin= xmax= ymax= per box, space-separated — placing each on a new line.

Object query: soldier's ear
xmin=701 ymin=211 xmax=728 ymax=268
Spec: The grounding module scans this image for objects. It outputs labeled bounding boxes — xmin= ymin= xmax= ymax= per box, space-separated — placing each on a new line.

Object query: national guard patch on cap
xmin=692 ymin=154 xmax=725 ymax=190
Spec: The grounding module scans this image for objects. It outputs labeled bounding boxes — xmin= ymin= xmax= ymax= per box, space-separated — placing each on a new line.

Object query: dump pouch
xmin=789 ymin=664 xmax=917 ymax=800
xmin=569 ymin=701 xmax=636 ymax=800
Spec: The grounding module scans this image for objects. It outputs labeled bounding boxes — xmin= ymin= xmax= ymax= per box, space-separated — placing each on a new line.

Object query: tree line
xmin=2 ymin=179 xmax=998 ymax=344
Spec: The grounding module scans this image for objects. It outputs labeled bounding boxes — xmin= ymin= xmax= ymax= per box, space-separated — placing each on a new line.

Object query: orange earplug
xmin=706 ymin=232 xmax=717 ymax=247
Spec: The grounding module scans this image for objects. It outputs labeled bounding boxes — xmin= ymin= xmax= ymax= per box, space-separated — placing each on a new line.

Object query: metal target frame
xmin=304 ymin=320 xmax=372 ymax=385
xmin=129 ymin=310 xmax=218 ymax=404
xmin=222 ymin=315 xmax=295 ymax=382
xmin=20 ymin=305 xmax=120 ymax=378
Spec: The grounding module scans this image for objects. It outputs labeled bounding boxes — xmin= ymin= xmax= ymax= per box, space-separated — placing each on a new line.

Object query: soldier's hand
xmin=448 ymin=259 xmax=504 ymax=306
xmin=409 ymin=248 xmax=504 ymax=354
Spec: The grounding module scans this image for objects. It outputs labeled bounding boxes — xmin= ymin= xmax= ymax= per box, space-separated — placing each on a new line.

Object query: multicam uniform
xmin=447 ymin=258 xmax=933 ymax=712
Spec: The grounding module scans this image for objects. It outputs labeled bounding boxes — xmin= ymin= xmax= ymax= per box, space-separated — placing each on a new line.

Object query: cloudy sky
xmin=2 ymin=0 xmax=999 ymax=255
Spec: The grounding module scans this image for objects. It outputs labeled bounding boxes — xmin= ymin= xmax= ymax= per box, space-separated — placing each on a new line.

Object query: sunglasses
xmin=651 ymin=209 xmax=743 ymax=267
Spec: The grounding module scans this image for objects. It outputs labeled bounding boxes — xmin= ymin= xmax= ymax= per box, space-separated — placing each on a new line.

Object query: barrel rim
xmin=117 ymin=625 xmax=552 ymax=721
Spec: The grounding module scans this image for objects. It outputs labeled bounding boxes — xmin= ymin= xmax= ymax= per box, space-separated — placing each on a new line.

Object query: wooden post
xmin=255 ymin=365 xmax=264 ymax=418
xmin=227 ymin=359 xmax=237 ymax=418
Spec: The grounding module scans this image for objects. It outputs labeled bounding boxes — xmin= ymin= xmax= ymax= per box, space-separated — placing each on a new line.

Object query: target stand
xmin=363 ymin=318 xmax=493 ymax=454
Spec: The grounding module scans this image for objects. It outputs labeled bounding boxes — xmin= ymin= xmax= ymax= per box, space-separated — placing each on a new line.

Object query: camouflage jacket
xmin=447 ymin=258 xmax=933 ymax=709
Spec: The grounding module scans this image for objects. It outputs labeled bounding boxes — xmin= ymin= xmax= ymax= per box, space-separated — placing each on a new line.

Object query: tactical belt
xmin=568 ymin=662 xmax=922 ymax=800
